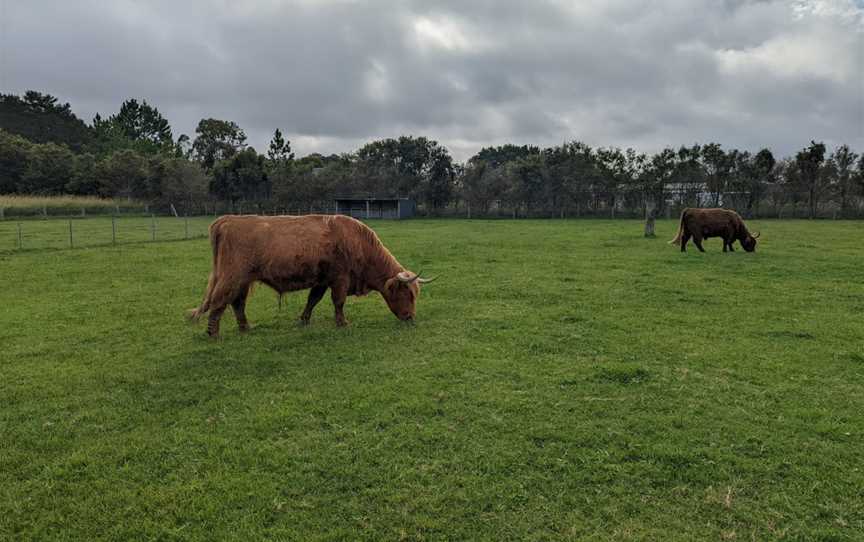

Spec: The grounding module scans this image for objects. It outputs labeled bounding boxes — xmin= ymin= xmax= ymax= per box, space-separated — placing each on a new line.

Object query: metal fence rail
xmin=0 ymin=216 xmax=214 ymax=253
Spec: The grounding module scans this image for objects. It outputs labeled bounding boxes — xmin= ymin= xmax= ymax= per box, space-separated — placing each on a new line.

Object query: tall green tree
xmin=210 ymin=148 xmax=269 ymax=202
xmin=641 ymin=148 xmax=676 ymax=214
xmin=66 ymin=153 xmax=99 ymax=196
xmin=795 ymin=140 xmax=827 ymax=218
xmin=0 ymin=129 xmax=33 ymax=193
xmin=700 ymin=143 xmax=731 ymax=207
xmin=828 ymin=145 xmax=858 ymax=217
xmin=19 ymin=142 xmax=77 ymax=194
xmin=0 ymin=91 xmax=92 ymax=151
xmin=90 ymin=99 xmax=174 ymax=156
xmin=267 ymin=128 xmax=294 ymax=163
xmin=175 ymin=134 xmax=192 ymax=159
xmin=668 ymin=145 xmax=705 ymax=207
xmin=748 ymin=149 xmax=775 ymax=216
xmin=543 ymin=142 xmax=595 ymax=216
xmin=354 ymin=136 xmax=455 ymax=210
xmin=597 ymin=147 xmax=639 ymax=217
xmin=149 ymin=156 xmax=209 ymax=210
xmin=95 ymin=150 xmax=149 ymax=199
xmin=473 ymin=144 xmax=541 ymax=168
xmin=192 ymin=119 xmax=247 ymax=170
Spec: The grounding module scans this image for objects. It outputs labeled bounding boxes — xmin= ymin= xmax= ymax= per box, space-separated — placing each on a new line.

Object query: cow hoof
xmin=238 ymin=326 xmax=251 ymax=334
xmin=335 ymin=320 xmax=349 ymax=327
xmin=298 ymin=318 xmax=311 ymax=327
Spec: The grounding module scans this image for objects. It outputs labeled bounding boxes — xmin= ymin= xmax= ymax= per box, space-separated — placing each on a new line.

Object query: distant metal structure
xmin=334 ymin=195 xmax=415 ymax=220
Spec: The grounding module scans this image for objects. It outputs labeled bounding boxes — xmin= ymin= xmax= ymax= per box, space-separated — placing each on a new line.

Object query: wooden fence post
xmin=184 ymin=216 xmax=189 ymax=240
xmin=112 ymin=216 xmax=117 ymax=245
xmin=69 ymin=220 xmax=74 ymax=248
xmin=151 ymin=214 xmax=156 ymax=241
xmin=17 ymin=222 xmax=22 ymax=249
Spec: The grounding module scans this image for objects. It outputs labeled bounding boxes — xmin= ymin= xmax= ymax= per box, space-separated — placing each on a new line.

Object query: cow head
xmin=741 ymin=231 xmax=760 ymax=252
xmin=383 ymin=271 xmax=436 ymax=321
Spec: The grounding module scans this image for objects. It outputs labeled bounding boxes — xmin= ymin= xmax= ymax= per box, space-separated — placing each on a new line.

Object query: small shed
xmin=334 ymin=195 xmax=415 ymax=220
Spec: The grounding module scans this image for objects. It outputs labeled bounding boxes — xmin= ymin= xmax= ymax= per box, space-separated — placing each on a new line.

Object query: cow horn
xmin=752 ymin=231 xmax=761 ymax=239
xmin=397 ymin=271 xmax=420 ymax=283
xmin=417 ymin=275 xmax=438 ymax=284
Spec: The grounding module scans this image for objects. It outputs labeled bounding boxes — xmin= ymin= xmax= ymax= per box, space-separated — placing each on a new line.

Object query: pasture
xmin=1 ymin=219 xmax=862 ymax=540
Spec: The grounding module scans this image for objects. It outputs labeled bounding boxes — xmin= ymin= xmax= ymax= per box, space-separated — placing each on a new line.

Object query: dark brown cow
xmin=669 ymin=208 xmax=760 ymax=253
xmin=188 ymin=214 xmax=435 ymax=337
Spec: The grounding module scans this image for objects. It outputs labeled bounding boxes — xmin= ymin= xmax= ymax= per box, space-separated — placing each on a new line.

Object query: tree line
xmin=2 ymin=90 xmax=863 ymax=218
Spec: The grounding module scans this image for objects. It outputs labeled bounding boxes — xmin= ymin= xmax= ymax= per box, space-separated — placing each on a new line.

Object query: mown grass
xmin=1 ymin=219 xmax=862 ymax=540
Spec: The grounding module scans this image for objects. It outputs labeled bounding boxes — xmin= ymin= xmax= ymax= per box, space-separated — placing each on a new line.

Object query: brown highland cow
xmin=669 ymin=208 xmax=760 ymax=253
xmin=188 ymin=214 xmax=435 ymax=337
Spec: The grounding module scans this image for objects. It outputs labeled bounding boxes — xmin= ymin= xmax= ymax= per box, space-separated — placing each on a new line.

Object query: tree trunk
xmin=644 ymin=215 xmax=656 ymax=237
xmin=644 ymin=206 xmax=657 ymax=237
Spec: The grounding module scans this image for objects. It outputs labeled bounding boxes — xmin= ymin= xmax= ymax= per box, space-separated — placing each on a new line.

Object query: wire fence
xmin=0 ymin=215 xmax=216 ymax=252
xmin=0 ymin=209 xmax=354 ymax=253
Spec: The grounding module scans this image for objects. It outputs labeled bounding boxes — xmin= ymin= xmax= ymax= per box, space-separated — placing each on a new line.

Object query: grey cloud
xmin=2 ymin=0 xmax=861 ymax=161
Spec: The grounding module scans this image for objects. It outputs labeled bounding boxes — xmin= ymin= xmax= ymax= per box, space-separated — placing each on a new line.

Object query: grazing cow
xmin=669 ymin=208 xmax=760 ymax=253
xmin=188 ymin=214 xmax=435 ymax=337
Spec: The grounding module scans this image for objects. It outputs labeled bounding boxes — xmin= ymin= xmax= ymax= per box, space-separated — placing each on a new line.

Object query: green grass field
xmin=1 ymin=219 xmax=862 ymax=540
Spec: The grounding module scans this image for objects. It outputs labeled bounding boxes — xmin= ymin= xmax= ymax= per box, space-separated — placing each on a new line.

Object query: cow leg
xmin=330 ymin=281 xmax=349 ymax=327
xmin=207 ymin=306 xmax=227 ymax=338
xmin=727 ymin=240 xmax=735 ymax=252
xmin=723 ymin=239 xmax=728 ymax=252
xmin=205 ymin=276 xmax=243 ymax=338
xmin=299 ymin=285 xmax=328 ymax=325
xmin=680 ymin=232 xmax=691 ymax=252
xmin=693 ymin=236 xmax=706 ymax=252
xmin=231 ymin=284 xmax=252 ymax=332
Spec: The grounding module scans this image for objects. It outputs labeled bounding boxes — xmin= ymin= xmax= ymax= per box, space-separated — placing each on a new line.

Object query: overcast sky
xmin=1 ymin=0 xmax=862 ymax=161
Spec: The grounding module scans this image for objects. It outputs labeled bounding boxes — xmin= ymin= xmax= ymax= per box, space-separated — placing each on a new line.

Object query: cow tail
xmin=669 ymin=209 xmax=686 ymax=245
xmin=187 ymin=220 xmax=222 ymax=322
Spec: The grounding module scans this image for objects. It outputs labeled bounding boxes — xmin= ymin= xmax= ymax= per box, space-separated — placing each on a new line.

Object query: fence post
xmin=184 ymin=215 xmax=189 ymax=240
xmin=69 ymin=220 xmax=74 ymax=248
xmin=17 ymin=222 xmax=22 ymax=250
xmin=0 ymin=207 xmax=4 ymax=220
xmin=112 ymin=215 xmax=117 ymax=245
xmin=151 ymin=214 xmax=156 ymax=241
xmin=43 ymin=204 xmax=48 ymax=219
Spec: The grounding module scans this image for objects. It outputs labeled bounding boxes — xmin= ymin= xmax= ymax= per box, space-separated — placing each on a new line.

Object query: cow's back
xmin=210 ymin=215 xmax=344 ymax=289
xmin=683 ymin=208 xmax=738 ymax=236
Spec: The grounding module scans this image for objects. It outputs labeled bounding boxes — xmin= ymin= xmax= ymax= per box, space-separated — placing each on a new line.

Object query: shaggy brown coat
xmin=669 ymin=208 xmax=760 ymax=253
xmin=188 ymin=214 xmax=430 ymax=337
